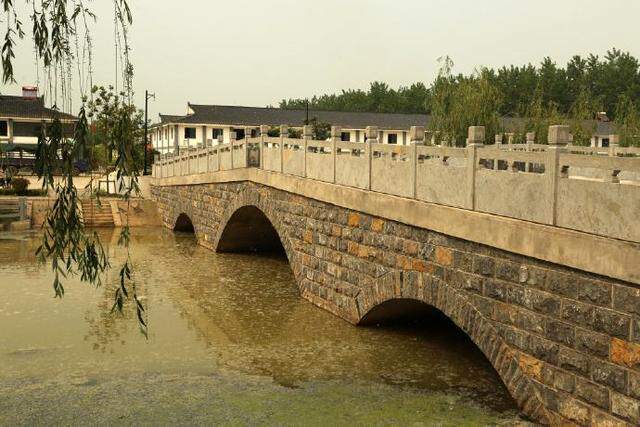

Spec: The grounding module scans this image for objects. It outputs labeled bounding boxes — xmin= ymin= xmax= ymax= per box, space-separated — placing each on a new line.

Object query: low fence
xmin=153 ymin=125 xmax=640 ymax=244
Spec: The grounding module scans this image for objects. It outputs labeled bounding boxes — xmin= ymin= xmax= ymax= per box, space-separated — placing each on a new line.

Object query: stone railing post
xmin=609 ymin=134 xmax=620 ymax=157
xmin=493 ymin=134 xmax=503 ymax=170
xmin=546 ymin=125 xmax=569 ymax=225
xmin=187 ymin=149 xmax=191 ymax=175
xmin=466 ymin=126 xmax=485 ymax=210
xmin=302 ymin=125 xmax=312 ymax=178
xmin=331 ymin=125 xmax=341 ymax=183
xmin=526 ymin=132 xmax=536 ymax=171
xmin=365 ymin=126 xmax=378 ymax=190
xmin=506 ymin=132 xmax=514 ymax=146
xmin=260 ymin=125 xmax=269 ymax=169
xmin=229 ymin=131 xmax=237 ymax=169
xmin=280 ymin=125 xmax=288 ymax=173
xmin=409 ymin=126 xmax=425 ymax=198
xmin=608 ymin=134 xmax=621 ymax=183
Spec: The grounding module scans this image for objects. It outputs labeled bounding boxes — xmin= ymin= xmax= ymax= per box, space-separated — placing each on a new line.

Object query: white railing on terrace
xmin=152 ymin=125 xmax=640 ymax=244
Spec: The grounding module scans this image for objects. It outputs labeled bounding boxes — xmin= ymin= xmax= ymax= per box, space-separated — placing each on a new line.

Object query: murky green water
xmin=0 ymin=228 xmax=531 ymax=425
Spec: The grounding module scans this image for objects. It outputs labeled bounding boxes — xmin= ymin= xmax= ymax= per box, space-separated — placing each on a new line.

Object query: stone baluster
xmin=609 ymin=134 xmax=620 ymax=157
xmin=546 ymin=125 xmax=569 ymax=225
xmin=229 ymin=131 xmax=237 ymax=170
xmin=494 ymin=134 xmax=503 ymax=170
xmin=526 ymin=132 xmax=536 ymax=172
xmin=302 ymin=125 xmax=312 ymax=178
xmin=365 ymin=126 xmax=378 ymax=190
xmin=260 ymin=125 xmax=269 ymax=170
xmin=608 ymin=134 xmax=621 ymax=183
xmin=280 ymin=125 xmax=288 ymax=173
xmin=331 ymin=126 xmax=342 ymax=184
xmin=409 ymin=126 xmax=425 ymax=198
xmin=466 ymin=126 xmax=485 ymax=210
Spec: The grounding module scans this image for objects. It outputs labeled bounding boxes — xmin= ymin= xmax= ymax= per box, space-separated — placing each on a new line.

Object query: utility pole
xmin=143 ymin=90 xmax=155 ymax=175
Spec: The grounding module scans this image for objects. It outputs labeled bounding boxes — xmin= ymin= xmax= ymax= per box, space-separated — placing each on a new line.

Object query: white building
xmin=150 ymin=104 xmax=429 ymax=154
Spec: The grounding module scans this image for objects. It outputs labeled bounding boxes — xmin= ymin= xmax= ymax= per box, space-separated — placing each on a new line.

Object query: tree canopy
xmin=280 ymin=49 xmax=640 ymax=120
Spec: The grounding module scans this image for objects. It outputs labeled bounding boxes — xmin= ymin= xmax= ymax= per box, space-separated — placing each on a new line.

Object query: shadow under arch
xmin=216 ymin=205 xmax=285 ymax=254
xmin=357 ymin=295 xmax=548 ymax=423
xmin=174 ymin=213 xmax=195 ymax=233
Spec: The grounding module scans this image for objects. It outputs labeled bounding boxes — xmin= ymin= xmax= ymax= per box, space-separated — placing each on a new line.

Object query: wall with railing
xmin=153 ymin=124 xmax=640 ymax=244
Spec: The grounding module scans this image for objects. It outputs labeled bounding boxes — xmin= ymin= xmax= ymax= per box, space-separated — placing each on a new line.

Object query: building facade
xmin=150 ymin=104 xmax=428 ymax=154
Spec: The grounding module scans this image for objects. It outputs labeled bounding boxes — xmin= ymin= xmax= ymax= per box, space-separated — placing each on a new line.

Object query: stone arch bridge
xmin=152 ymin=125 xmax=640 ymax=426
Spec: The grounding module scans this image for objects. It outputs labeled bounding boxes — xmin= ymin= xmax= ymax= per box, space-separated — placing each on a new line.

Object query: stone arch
xmin=216 ymin=205 xmax=285 ymax=254
xmin=173 ymin=212 xmax=195 ymax=233
xmin=211 ymin=188 xmax=298 ymax=277
xmin=355 ymin=281 xmax=550 ymax=424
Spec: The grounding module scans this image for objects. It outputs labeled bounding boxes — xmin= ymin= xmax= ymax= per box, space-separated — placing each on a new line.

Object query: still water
xmin=0 ymin=228 xmax=531 ymax=426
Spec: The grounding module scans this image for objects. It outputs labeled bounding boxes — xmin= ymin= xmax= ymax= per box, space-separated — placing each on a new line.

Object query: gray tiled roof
xmin=159 ymin=114 xmax=185 ymax=124
xmin=0 ymin=95 xmax=77 ymax=121
xmin=169 ymin=104 xmax=429 ymax=130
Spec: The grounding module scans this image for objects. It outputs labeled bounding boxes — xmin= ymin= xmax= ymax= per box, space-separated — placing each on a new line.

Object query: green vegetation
xmin=281 ymin=49 xmax=640 ymax=146
xmin=2 ymin=0 xmax=147 ymax=334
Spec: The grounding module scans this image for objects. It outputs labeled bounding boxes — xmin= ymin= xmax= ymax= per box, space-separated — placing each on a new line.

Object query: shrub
xmin=10 ymin=178 xmax=30 ymax=195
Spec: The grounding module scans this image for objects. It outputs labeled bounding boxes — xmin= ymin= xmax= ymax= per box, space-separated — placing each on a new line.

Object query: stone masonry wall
xmin=152 ymin=182 xmax=640 ymax=426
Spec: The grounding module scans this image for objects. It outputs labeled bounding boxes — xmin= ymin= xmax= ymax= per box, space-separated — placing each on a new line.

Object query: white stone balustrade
xmin=152 ymin=125 xmax=640 ymax=243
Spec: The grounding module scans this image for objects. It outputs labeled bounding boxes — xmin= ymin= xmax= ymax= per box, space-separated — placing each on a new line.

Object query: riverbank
xmin=0 ymin=196 xmax=161 ymax=229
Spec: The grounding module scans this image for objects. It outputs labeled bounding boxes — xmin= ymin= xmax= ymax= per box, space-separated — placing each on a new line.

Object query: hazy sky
xmin=4 ymin=0 xmax=640 ymax=121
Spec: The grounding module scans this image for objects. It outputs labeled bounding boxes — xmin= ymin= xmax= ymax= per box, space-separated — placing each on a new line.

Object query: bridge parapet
xmin=153 ymin=125 xmax=640 ymax=244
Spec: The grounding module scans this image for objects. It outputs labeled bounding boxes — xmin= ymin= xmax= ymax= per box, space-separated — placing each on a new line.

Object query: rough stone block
xmin=495 ymin=260 xmax=521 ymax=283
xmin=485 ymin=280 xmax=509 ymax=302
xmin=591 ymin=362 xmax=628 ymax=394
xmin=611 ymin=392 xmax=640 ymax=423
xmin=558 ymin=347 xmax=591 ymax=377
xmin=575 ymin=328 xmax=611 ymax=359
xmin=559 ymin=395 xmax=592 ymax=425
xmin=402 ymin=240 xmax=419 ymax=256
xmin=561 ymin=300 xmax=595 ymax=325
xmin=547 ymin=271 xmax=579 ymax=299
xmin=347 ymin=212 xmax=360 ymax=228
xmin=610 ymin=338 xmax=640 ymax=369
xmin=434 ymin=246 xmax=453 ymax=266
xmin=545 ymin=319 xmax=576 ymax=347
xmin=473 ymin=255 xmax=495 ymax=277
xmin=524 ymin=288 xmax=561 ymax=317
xmin=575 ymin=377 xmax=610 ymax=410
xmin=527 ymin=335 xmax=560 ymax=365
xmin=613 ymin=284 xmax=640 ymax=317
xmin=370 ymin=218 xmax=384 ymax=232
xmin=592 ymin=308 xmax=631 ymax=340
xmin=577 ymin=279 xmax=612 ymax=307
xmin=629 ymin=371 xmax=640 ymax=399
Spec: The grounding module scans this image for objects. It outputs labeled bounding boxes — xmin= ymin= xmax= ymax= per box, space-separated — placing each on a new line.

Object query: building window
xmin=0 ymin=121 xmax=7 ymax=137
xmin=184 ymin=127 xmax=196 ymax=139
xmin=388 ymin=133 xmax=398 ymax=144
xmin=601 ymin=138 xmax=610 ymax=148
xmin=212 ymin=128 xmax=223 ymax=140
xmin=234 ymin=129 xmax=245 ymax=140
xmin=341 ymin=132 xmax=350 ymax=142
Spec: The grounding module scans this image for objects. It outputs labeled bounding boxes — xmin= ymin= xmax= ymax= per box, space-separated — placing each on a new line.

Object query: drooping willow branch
xmin=2 ymin=0 xmax=147 ymax=335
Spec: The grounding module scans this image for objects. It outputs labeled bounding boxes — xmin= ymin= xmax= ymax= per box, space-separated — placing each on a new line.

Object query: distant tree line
xmin=280 ymin=49 xmax=640 ymax=146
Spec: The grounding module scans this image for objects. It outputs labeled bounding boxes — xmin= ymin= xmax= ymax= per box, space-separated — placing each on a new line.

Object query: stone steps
xmin=81 ymin=199 xmax=115 ymax=228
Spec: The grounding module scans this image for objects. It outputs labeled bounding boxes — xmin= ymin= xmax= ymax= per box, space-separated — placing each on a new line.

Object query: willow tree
xmin=567 ymin=88 xmax=599 ymax=146
xmin=615 ymin=95 xmax=640 ymax=147
xmin=428 ymin=57 xmax=502 ymax=146
xmin=2 ymin=1 xmax=147 ymax=334
xmin=522 ymin=87 xmax=564 ymax=145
